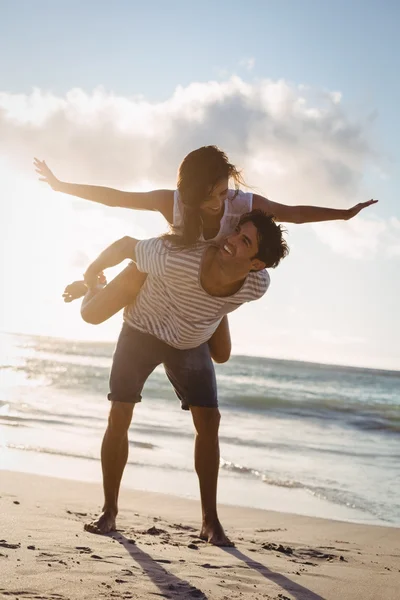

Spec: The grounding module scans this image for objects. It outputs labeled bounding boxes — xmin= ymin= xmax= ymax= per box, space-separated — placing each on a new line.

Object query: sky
xmin=0 ymin=0 xmax=399 ymax=370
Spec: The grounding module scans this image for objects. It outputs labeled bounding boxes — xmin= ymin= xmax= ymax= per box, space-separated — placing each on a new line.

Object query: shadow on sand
xmin=113 ymin=530 xmax=327 ymax=600
xmin=115 ymin=532 xmax=208 ymax=599
xmin=222 ymin=546 xmax=327 ymax=600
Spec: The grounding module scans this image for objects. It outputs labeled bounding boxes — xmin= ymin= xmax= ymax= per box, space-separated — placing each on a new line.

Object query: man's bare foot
xmin=200 ymin=520 xmax=235 ymax=547
xmin=84 ymin=510 xmax=117 ymax=534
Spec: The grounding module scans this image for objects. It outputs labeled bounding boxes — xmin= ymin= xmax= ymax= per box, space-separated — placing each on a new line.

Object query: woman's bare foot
xmin=84 ymin=510 xmax=117 ymax=534
xmin=62 ymin=273 xmax=106 ymax=303
xmin=200 ymin=519 xmax=235 ymax=547
xmin=62 ymin=280 xmax=87 ymax=303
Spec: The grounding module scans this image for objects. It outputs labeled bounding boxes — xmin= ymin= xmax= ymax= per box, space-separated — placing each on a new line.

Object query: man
xmin=78 ymin=210 xmax=288 ymax=546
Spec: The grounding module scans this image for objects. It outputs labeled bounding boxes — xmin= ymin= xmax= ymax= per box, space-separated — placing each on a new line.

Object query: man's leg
xmin=190 ymin=406 xmax=233 ymax=547
xmin=164 ymin=342 xmax=233 ymax=547
xmin=85 ymin=401 xmax=134 ymax=534
xmin=85 ymin=325 xmax=161 ymax=534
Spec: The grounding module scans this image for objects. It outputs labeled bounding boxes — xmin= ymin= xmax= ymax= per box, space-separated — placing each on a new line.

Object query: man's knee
xmin=191 ymin=407 xmax=221 ymax=438
xmin=107 ymin=401 xmax=134 ymax=435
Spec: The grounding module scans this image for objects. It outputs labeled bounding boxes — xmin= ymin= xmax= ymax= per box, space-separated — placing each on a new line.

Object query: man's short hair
xmin=238 ymin=209 xmax=289 ymax=268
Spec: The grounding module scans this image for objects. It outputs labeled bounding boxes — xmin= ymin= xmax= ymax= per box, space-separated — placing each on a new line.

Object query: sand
xmin=0 ymin=470 xmax=398 ymax=600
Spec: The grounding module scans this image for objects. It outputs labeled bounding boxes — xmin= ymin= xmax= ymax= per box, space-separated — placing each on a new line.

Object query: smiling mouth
xmin=222 ymin=243 xmax=234 ymax=256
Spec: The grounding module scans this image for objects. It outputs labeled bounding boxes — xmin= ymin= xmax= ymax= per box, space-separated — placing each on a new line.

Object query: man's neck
xmin=200 ymin=246 xmax=247 ymax=297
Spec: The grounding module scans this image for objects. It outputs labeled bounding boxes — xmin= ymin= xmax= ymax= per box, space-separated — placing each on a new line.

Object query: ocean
xmin=0 ymin=331 xmax=399 ymax=527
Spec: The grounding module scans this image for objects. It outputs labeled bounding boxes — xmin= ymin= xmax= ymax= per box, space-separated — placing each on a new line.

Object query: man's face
xmin=217 ymin=221 xmax=265 ymax=275
xmin=200 ymin=178 xmax=229 ymax=216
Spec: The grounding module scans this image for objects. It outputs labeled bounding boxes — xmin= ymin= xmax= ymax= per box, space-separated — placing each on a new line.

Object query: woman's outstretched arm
xmin=34 ymin=158 xmax=174 ymax=222
xmin=253 ymin=194 xmax=378 ymax=224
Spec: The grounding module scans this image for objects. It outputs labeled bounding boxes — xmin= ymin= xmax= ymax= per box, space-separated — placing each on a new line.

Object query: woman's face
xmin=200 ymin=178 xmax=229 ymax=216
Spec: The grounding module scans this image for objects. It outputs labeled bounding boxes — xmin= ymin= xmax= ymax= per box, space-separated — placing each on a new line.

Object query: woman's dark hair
xmin=164 ymin=145 xmax=244 ymax=247
xmin=239 ymin=210 xmax=289 ymax=269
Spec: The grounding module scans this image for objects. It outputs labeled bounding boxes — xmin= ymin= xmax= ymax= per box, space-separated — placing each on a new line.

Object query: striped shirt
xmin=124 ymin=238 xmax=270 ymax=349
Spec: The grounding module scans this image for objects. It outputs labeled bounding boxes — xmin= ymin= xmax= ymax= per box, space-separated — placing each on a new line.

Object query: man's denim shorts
xmin=108 ymin=323 xmax=218 ymax=410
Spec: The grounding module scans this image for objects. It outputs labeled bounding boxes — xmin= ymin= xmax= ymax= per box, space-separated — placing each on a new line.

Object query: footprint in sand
xmin=201 ymin=563 xmax=233 ymax=570
xmin=144 ymin=526 xmax=167 ymax=535
xmin=75 ymin=546 xmax=92 ymax=553
xmin=297 ymin=547 xmax=343 ymax=563
xmin=66 ymin=510 xmax=88 ymax=517
xmin=171 ymin=523 xmax=197 ymax=532
xmin=0 ymin=591 xmax=66 ymax=599
xmin=0 ymin=540 xmax=21 ymax=550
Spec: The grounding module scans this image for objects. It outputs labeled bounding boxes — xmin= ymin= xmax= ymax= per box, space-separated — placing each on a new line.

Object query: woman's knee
xmin=81 ymin=305 xmax=104 ymax=325
xmin=211 ymin=347 xmax=231 ymax=363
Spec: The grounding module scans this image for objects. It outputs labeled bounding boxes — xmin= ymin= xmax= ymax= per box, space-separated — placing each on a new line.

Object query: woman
xmin=34 ymin=145 xmax=377 ymax=360
xmin=34 ymin=145 xmax=377 ymax=242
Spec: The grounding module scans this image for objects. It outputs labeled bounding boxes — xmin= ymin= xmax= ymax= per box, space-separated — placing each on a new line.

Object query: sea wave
xmin=221 ymin=459 xmax=306 ymax=489
xmin=219 ymin=459 xmax=398 ymax=523
xmin=5 ymin=439 xmax=158 ymax=459
xmin=2 ymin=338 xmax=399 ymax=440
xmin=220 ymin=395 xmax=400 ymax=433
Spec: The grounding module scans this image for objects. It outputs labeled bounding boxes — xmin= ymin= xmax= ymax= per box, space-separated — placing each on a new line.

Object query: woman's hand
xmin=34 ymin=158 xmax=61 ymax=191
xmin=345 ymin=199 xmax=378 ymax=220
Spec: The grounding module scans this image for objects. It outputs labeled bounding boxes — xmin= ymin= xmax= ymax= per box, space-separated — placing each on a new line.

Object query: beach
xmin=1 ymin=470 xmax=399 ymax=600
xmin=1 ymin=332 xmax=400 ymax=598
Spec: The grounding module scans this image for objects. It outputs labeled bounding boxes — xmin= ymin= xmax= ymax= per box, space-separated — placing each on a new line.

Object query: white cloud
xmin=311 ymin=215 xmax=400 ymax=259
xmin=0 ymin=76 xmax=375 ymax=206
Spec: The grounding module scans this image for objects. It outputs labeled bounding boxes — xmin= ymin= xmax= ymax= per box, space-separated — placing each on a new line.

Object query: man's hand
xmin=34 ymin=158 xmax=61 ymax=191
xmin=345 ymin=199 xmax=378 ymax=220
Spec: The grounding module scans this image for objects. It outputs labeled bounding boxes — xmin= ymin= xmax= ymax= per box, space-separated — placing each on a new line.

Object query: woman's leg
xmin=208 ymin=315 xmax=231 ymax=363
xmin=80 ymin=262 xmax=147 ymax=324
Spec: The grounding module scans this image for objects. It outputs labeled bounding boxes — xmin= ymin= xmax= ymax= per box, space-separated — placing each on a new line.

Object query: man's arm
xmin=34 ymin=158 xmax=174 ymax=222
xmin=253 ymin=194 xmax=378 ymax=224
xmin=84 ymin=236 xmax=139 ymax=288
